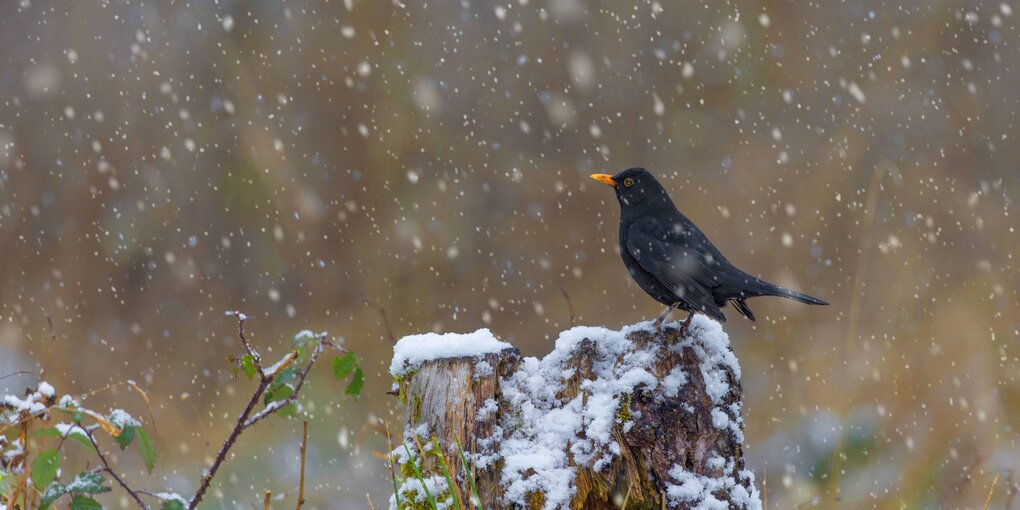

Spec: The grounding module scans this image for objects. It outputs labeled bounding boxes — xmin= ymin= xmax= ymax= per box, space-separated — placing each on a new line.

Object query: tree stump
xmin=388 ymin=317 xmax=762 ymax=510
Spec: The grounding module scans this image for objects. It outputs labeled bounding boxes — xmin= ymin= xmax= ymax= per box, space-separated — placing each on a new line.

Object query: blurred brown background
xmin=1 ymin=0 xmax=1017 ymax=508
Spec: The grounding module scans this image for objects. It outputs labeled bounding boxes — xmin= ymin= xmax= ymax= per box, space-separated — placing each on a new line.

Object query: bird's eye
xmin=624 ymin=177 xmax=634 ymax=187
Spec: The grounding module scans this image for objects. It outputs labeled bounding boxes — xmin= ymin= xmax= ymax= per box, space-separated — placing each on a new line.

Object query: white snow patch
xmin=496 ymin=324 xmax=668 ymax=509
xmin=711 ymin=408 xmax=731 ymax=430
xmin=155 ymin=493 xmax=189 ymax=507
xmin=390 ymin=329 xmax=513 ymax=377
xmin=662 ymin=366 xmax=688 ymax=398
xmin=474 ymin=359 xmax=494 ymax=378
xmin=666 ymin=461 xmax=761 ymax=510
xmin=37 ymin=382 xmax=55 ymax=398
xmin=477 ymin=398 xmax=498 ymax=422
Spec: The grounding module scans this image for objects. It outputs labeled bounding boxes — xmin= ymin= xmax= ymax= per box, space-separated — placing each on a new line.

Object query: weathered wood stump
xmin=388 ymin=317 xmax=762 ymax=510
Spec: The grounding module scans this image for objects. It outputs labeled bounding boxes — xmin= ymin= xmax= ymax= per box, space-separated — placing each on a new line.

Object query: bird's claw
xmin=678 ymin=314 xmax=694 ymax=338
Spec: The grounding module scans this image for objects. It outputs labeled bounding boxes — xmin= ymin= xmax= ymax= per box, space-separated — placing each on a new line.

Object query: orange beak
xmin=590 ymin=174 xmax=616 ymax=187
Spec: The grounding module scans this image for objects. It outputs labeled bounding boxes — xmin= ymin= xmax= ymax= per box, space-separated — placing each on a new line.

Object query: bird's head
xmin=590 ymin=167 xmax=674 ymax=211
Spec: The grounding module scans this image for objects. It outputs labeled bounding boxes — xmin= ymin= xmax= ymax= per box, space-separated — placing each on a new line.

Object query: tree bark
xmin=390 ymin=321 xmax=761 ymax=510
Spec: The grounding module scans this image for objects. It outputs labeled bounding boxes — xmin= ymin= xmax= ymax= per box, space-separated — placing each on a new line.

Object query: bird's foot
xmin=678 ymin=314 xmax=694 ymax=337
xmin=652 ymin=319 xmax=664 ymax=335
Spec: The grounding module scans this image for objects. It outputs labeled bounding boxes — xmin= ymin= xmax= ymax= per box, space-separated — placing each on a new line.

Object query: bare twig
xmin=364 ymin=297 xmax=396 ymax=344
xmin=384 ymin=423 xmax=401 ymax=509
xmin=1006 ymin=469 xmax=1018 ymax=510
xmin=188 ymin=322 xmax=337 ymax=510
xmin=75 ymin=380 xmax=158 ymax=434
xmin=244 ymin=341 xmax=324 ymax=429
xmin=0 ymin=370 xmax=34 ymax=382
xmin=188 ymin=367 xmax=270 ymax=510
xmin=46 ymin=316 xmax=56 ymax=342
xmin=984 ymin=472 xmax=999 ymax=510
xmin=83 ymin=427 xmax=149 ymax=510
xmin=228 ymin=311 xmax=264 ymax=375
xmin=296 ymin=421 xmax=308 ymax=510
xmin=264 ymin=490 xmax=272 ymax=510
xmin=560 ymin=289 xmax=577 ymax=327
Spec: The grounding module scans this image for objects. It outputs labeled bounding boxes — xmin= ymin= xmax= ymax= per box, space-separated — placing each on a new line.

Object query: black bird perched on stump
xmin=591 ymin=167 xmax=829 ymax=335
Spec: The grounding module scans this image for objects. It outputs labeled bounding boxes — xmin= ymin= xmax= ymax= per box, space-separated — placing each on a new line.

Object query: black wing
xmin=625 ymin=217 xmax=727 ymax=322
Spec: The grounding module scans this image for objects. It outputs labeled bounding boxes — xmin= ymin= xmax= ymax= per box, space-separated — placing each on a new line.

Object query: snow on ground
xmin=389 ymin=328 xmax=513 ymax=377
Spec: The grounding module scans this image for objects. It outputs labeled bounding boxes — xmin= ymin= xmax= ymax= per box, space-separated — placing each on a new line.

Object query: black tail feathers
xmin=755 ymin=280 xmax=830 ymax=306
xmin=732 ymin=299 xmax=757 ymax=321
xmin=719 ymin=275 xmax=828 ymax=322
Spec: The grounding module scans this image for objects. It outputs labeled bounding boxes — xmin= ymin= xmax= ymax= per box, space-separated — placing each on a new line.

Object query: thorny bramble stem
xmin=83 ymin=427 xmax=150 ymax=510
xmin=187 ymin=318 xmax=340 ymax=510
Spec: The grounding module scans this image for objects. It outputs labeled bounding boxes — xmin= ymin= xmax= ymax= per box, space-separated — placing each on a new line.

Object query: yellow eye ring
xmin=624 ymin=177 xmax=634 ymax=187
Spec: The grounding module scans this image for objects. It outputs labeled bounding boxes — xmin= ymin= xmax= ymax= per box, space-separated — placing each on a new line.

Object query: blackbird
xmin=591 ymin=167 xmax=829 ymax=335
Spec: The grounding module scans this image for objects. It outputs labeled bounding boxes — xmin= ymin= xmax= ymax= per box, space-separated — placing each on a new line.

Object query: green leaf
xmin=160 ymin=499 xmax=187 ymax=510
xmin=345 ymin=367 xmax=364 ymax=397
xmin=35 ymin=426 xmax=97 ymax=453
xmin=70 ymin=495 xmax=102 ymax=510
xmin=332 ymin=352 xmax=357 ymax=380
xmin=115 ymin=424 xmax=136 ymax=449
xmin=137 ymin=427 xmax=157 ymax=473
xmin=32 ymin=449 xmax=61 ymax=489
xmin=264 ymin=383 xmax=295 ymax=406
xmin=38 ymin=471 xmax=109 ymax=510
xmin=272 ymin=366 xmax=300 ymax=387
xmin=40 ymin=482 xmax=69 ymax=510
xmin=240 ymin=355 xmax=257 ymax=380
xmin=278 ymin=402 xmax=299 ymax=418
xmin=67 ymin=470 xmax=111 ymax=495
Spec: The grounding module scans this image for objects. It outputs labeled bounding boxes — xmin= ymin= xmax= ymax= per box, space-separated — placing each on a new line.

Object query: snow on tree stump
xmin=388 ymin=316 xmax=762 ymax=510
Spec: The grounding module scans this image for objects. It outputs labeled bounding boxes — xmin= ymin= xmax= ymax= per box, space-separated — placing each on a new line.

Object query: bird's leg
xmin=679 ymin=312 xmax=695 ymax=337
xmin=653 ymin=302 xmax=679 ymax=333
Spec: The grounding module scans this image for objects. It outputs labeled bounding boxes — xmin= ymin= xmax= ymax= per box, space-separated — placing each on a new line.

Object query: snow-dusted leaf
xmin=65 ymin=470 xmax=110 ymax=495
xmin=40 ymin=482 xmax=69 ymax=510
xmin=156 ymin=492 xmax=188 ymax=510
xmin=161 ymin=500 xmax=186 ymax=510
xmin=115 ymin=424 xmax=136 ymax=449
xmin=36 ymin=426 xmax=96 ymax=452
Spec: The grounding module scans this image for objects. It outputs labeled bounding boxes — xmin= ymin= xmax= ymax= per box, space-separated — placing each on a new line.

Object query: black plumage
xmin=591 ymin=167 xmax=829 ymax=334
